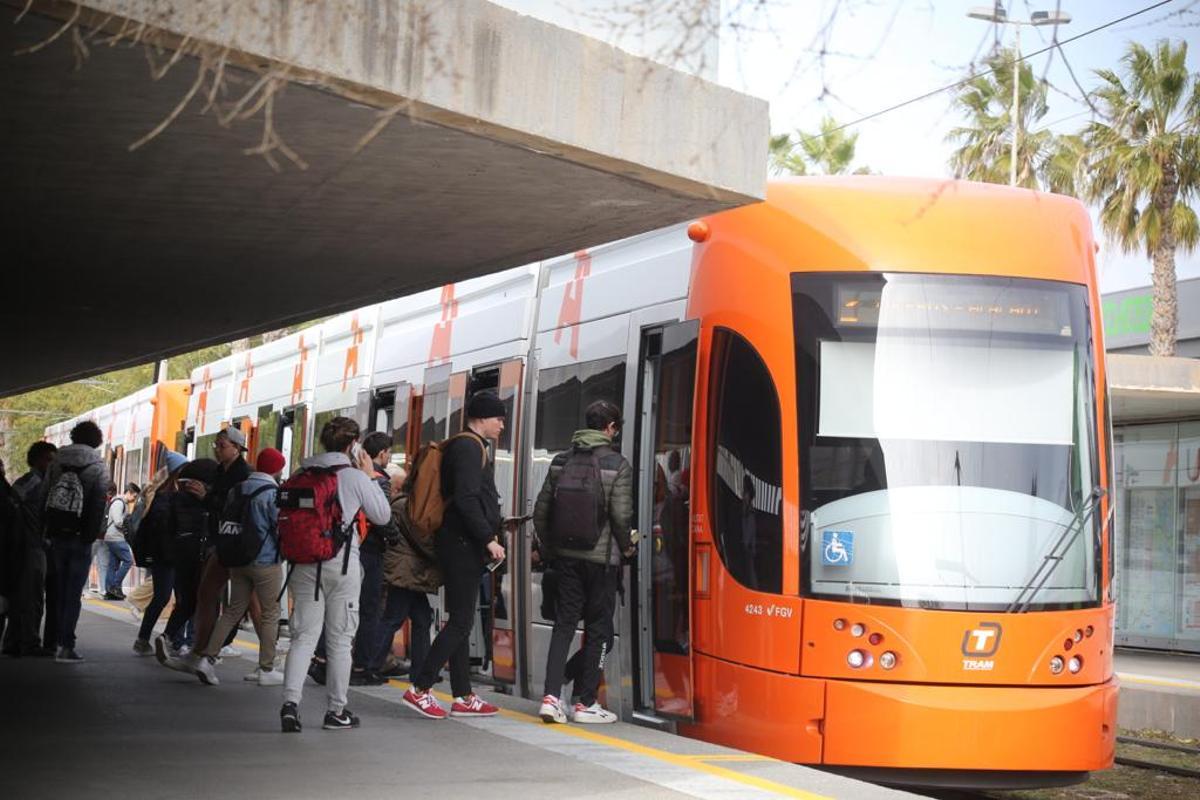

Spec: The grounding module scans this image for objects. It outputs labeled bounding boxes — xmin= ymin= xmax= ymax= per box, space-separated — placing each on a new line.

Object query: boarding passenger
xmin=102 ymin=482 xmax=139 ymax=600
xmin=155 ymin=458 xmax=219 ymax=662
xmin=39 ymin=421 xmax=111 ymax=663
xmin=370 ymin=468 xmax=436 ymax=681
xmin=402 ymin=391 xmax=506 ymax=721
xmin=0 ymin=442 xmax=56 ymax=657
xmin=189 ymin=427 xmax=254 ymax=658
xmin=132 ymin=450 xmax=188 ymax=655
xmin=536 ymin=400 xmax=635 ymax=725
xmin=191 ymin=448 xmax=287 ymax=687
xmin=279 ymin=417 xmax=390 ymax=733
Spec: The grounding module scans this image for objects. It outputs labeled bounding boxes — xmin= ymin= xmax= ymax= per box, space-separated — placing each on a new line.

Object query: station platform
xmin=0 ymin=600 xmax=915 ymax=800
xmin=1115 ymin=649 xmax=1200 ymax=739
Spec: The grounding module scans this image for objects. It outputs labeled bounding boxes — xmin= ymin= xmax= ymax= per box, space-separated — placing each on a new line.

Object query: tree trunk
xmin=1149 ymin=169 xmax=1179 ymax=357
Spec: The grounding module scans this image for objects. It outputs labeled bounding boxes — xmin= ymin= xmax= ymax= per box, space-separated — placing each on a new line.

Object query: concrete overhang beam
xmin=1108 ymin=354 xmax=1200 ymax=424
xmin=1 ymin=0 xmax=768 ymax=396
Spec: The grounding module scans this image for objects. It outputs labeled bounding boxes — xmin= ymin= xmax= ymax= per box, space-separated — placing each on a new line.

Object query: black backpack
xmin=43 ymin=465 xmax=86 ymax=537
xmin=548 ymin=448 xmax=607 ymax=551
xmin=216 ymin=483 xmax=276 ymax=568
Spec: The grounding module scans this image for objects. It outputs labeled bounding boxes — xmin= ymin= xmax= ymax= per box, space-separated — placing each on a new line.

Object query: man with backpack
xmin=1 ymin=442 xmax=56 ymax=657
xmin=190 ymin=447 xmax=287 ymax=687
xmin=102 ymin=482 xmax=139 ymax=600
xmin=402 ymin=391 xmax=507 ymax=721
xmin=279 ymin=417 xmax=390 ymax=733
xmin=536 ymin=400 xmax=635 ymax=725
xmin=38 ymin=421 xmax=110 ymax=664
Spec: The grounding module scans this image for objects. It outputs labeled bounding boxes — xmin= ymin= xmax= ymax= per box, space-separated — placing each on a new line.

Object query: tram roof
xmin=718 ymin=177 xmax=1096 ymax=286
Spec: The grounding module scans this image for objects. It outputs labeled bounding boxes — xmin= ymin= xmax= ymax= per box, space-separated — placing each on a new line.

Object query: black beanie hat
xmin=466 ymin=390 xmax=506 ymax=420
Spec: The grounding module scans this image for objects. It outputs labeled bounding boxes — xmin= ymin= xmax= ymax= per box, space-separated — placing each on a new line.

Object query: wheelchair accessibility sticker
xmin=821 ymin=530 xmax=854 ymax=566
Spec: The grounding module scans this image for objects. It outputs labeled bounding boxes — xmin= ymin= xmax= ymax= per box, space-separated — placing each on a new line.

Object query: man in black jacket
xmin=39 ymin=421 xmax=110 ymax=663
xmin=1 ymin=442 xmax=57 ymax=657
xmin=536 ymin=400 xmax=635 ymax=725
xmin=403 ymin=391 xmax=506 ymax=720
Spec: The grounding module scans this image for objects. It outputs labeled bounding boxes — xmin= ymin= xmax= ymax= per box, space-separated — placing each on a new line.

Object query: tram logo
xmin=821 ymin=530 xmax=854 ymax=566
xmin=961 ymin=622 xmax=1002 ymax=658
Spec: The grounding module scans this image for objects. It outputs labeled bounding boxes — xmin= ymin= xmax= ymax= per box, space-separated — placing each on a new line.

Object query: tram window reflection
xmin=707 ymin=328 xmax=784 ymax=594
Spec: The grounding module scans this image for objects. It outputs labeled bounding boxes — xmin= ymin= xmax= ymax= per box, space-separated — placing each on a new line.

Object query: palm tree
xmin=770 ymin=115 xmax=870 ymax=176
xmin=947 ymin=48 xmax=1056 ymax=189
xmin=1077 ymin=40 xmax=1199 ymax=356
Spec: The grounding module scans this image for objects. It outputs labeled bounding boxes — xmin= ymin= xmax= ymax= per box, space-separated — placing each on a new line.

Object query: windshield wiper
xmin=1006 ymin=486 xmax=1111 ymax=614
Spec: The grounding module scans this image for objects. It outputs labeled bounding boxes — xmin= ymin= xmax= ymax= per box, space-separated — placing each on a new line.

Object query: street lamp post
xmin=967 ymin=3 xmax=1071 ymax=186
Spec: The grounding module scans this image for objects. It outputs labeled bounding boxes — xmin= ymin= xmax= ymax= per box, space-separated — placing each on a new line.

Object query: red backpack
xmin=277 ymin=465 xmax=348 ymax=564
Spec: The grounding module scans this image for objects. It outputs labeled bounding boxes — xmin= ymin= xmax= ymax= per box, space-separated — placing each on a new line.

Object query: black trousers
xmin=137 ymin=563 xmax=175 ymax=642
xmin=163 ymin=555 xmax=203 ymax=647
xmin=543 ymin=558 xmax=617 ymax=707
xmin=1 ymin=545 xmax=46 ymax=653
xmin=413 ymin=535 xmax=483 ymax=698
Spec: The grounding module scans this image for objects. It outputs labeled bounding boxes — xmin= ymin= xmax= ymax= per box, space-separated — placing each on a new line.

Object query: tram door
xmin=634 ymin=320 xmax=698 ymax=720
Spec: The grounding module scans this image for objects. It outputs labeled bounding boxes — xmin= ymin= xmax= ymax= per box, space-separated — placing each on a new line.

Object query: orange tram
xmin=47 ymin=178 xmax=1116 ymax=789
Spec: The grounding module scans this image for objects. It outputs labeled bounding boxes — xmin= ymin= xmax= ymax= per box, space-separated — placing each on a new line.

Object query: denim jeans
xmin=371 ymin=586 xmax=432 ymax=677
xmin=352 ymin=547 xmax=384 ymax=670
xmin=50 ymin=537 xmax=93 ymax=649
xmin=137 ymin=563 xmax=175 ymax=642
xmin=104 ymin=540 xmax=134 ymax=593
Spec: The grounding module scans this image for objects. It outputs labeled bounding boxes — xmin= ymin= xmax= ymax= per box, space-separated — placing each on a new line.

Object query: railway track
xmin=1114 ymin=735 xmax=1200 ymax=781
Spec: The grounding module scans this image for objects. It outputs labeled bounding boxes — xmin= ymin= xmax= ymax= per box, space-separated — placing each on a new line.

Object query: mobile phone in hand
xmin=486 ymin=555 xmax=506 ymax=573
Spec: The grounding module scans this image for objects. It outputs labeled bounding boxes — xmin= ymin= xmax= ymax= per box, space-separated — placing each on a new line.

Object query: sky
xmin=496 ymin=0 xmax=1199 ymax=295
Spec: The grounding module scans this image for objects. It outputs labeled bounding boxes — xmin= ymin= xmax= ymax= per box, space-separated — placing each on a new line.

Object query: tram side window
xmin=534 ymin=356 xmax=626 ymax=454
xmin=707 ymin=329 xmax=784 ymax=594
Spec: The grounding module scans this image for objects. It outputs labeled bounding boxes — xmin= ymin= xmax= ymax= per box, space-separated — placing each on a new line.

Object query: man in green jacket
xmin=535 ymin=400 xmax=635 ymax=725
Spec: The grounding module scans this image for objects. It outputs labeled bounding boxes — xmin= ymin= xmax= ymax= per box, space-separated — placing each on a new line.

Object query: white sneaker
xmin=571 ymin=702 xmax=617 ymax=724
xmin=257 ymin=668 xmax=284 ymax=687
xmin=219 ymin=645 xmax=242 ymax=658
xmin=195 ymin=656 xmax=220 ymax=686
xmin=539 ymin=695 xmax=567 ymax=724
xmin=244 ymin=668 xmax=262 ymax=682
xmin=165 ymin=651 xmax=200 ymax=675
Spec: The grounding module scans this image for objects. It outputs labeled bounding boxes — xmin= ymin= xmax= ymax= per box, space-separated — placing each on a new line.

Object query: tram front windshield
xmin=793 ymin=273 xmax=1101 ymax=611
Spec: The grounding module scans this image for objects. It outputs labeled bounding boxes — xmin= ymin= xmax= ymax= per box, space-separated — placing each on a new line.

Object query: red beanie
xmin=256 ymin=448 xmax=287 ymax=476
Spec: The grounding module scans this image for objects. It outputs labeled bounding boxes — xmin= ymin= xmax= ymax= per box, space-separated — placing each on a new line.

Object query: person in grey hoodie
xmin=280 ymin=417 xmax=391 ymax=733
xmin=39 ymin=421 xmax=110 ymax=663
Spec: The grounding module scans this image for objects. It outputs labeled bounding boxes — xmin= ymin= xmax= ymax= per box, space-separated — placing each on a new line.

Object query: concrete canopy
xmin=1108 ymin=354 xmax=1200 ymax=424
xmin=0 ymin=0 xmax=767 ymax=396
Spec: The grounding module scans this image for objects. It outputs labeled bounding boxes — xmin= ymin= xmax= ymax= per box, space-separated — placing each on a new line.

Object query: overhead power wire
xmin=814 ymin=0 xmax=1175 ymax=139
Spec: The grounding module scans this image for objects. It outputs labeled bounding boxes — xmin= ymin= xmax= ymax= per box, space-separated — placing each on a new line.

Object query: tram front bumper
xmin=822 ymin=677 xmax=1119 ymax=773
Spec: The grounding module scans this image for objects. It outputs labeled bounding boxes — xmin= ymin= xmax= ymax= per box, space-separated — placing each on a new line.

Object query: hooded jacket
xmin=39 ymin=444 xmax=110 ymax=541
xmin=383 ymin=493 xmax=442 ymax=594
xmin=297 ymin=452 xmax=392 ymax=557
xmin=533 ymin=429 xmax=634 ymax=566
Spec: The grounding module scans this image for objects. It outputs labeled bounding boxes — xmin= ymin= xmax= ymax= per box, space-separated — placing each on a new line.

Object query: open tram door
xmin=632 ymin=319 xmax=698 ymax=721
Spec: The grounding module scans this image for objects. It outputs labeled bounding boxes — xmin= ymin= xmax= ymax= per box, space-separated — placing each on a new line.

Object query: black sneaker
xmin=280 ymin=702 xmax=301 ymax=733
xmin=307 ymin=659 xmax=327 ymax=686
xmin=322 ymin=709 xmax=360 ymax=730
xmin=349 ymin=669 xmax=387 ymax=686
xmin=55 ymin=647 xmax=84 ymax=663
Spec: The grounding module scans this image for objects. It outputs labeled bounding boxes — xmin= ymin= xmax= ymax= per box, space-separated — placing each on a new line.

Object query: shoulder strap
xmin=447 ymin=431 xmax=488 ymax=469
xmin=244 ymin=484 xmax=275 ymax=502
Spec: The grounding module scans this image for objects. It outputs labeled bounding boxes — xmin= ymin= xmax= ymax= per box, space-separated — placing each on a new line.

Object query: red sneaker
xmin=402 ymin=688 xmax=448 ymax=720
xmin=450 ymin=693 xmax=499 ymax=717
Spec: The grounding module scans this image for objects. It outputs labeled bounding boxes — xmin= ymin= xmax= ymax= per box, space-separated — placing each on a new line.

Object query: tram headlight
xmin=833 ymin=618 xmax=846 ymax=631
xmin=1068 ymin=656 xmax=1083 ymax=674
xmin=1073 ymin=629 xmax=1084 ymax=643
xmin=850 ymin=623 xmax=866 ymax=638
xmin=1049 ymin=656 xmax=1065 ymax=675
xmin=847 ymin=649 xmax=866 ymax=668
xmin=879 ymin=651 xmax=898 ymax=670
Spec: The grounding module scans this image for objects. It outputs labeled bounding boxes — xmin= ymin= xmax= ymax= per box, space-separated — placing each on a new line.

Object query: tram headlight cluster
xmin=836 ymin=619 xmax=898 ymax=671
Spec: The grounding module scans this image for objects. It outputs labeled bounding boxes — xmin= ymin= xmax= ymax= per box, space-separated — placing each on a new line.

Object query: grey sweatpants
xmin=282 ymin=558 xmax=362 ymax=713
